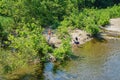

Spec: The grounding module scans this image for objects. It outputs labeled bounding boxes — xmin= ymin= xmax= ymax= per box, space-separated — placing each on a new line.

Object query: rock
xmin=100 ymin=18 xmax=120 ymax=38
xmin=69 ymin=29 xmax=92 ymax=45
xmin=105 ymin=18 xmax=120 ymax=32
xmin=43 ymin=28 xmax=92 ymax=48
xmin=49 ymin=53 xmax=56 ymax=62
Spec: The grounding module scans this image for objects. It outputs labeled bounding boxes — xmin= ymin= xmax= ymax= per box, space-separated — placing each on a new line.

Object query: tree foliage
xmin=0 ymin=0 xmax=120 ymax=77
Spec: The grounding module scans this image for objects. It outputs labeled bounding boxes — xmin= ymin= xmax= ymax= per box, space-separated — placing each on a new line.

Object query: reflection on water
xmin=44 ymin=62 xmax=77 ymax=80
xmin=44 ymin=39 xmax=120 ymax=80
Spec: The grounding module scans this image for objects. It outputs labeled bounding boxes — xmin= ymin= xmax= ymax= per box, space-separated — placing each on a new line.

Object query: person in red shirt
xmin=47 ymin=29 xmax=52 ymax=43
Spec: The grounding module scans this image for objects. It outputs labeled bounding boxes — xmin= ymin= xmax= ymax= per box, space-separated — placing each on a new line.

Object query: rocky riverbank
xmin=43 ymin=18 xmax=120 ymax=47
xmin=100 ymin=18 xmax=120 ymax=39
xmin=43 ymin=28 xmax=92 ymax=48
xmin=105 ymin=18 xmax=120 ymax=32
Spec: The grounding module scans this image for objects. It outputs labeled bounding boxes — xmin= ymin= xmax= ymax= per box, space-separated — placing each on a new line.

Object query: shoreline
xmin=43 ymin=18 xmax=120 ymax=48
xmin=43 ymin=28 xmax=92 ymax=48
xmin=105 ymin=18 xmax=120 ymax=32
xmin=100 ymin=18 xmax=120 ymax=39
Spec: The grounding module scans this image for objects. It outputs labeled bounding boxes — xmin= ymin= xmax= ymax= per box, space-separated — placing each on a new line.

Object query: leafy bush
xmin=0 ymin=49 xmax=27 ymax=74
xmin=97 ymin=11 xmax=110 ymax=26
xmin=53 ymin=38 xmax=72 ymax=60
xmin=108 ymin=4 xmax=120 ymax=18
xmin=1 ymin=23 xmax=51 ymax=74
xmin=59 ymin=5 xmax=120 ymax=35
xmin=1 ymin=1 xmax=120 ymax=78
xmin=8 ymin=23 xmax=53 ymax=60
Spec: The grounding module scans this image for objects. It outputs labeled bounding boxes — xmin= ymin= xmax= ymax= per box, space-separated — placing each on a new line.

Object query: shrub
xmin=53 ymin=38 xmax=72 ymax=60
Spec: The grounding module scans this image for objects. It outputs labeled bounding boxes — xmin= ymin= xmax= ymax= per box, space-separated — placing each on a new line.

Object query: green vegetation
xmin=0 ymin=0 xmax=120 ymax=79
xmin=60 ymin=4 xmax=120 ymax=35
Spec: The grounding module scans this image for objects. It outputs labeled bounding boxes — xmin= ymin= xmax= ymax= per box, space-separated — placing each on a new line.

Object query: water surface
xmin=44 ymin=39 xmax=120 ymax=80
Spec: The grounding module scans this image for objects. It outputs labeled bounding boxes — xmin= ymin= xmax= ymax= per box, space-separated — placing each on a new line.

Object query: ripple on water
xmin=44 ymin=39 xmax=120 ymax=80
xmin=44 ymin=62 xmax=78 ymax=80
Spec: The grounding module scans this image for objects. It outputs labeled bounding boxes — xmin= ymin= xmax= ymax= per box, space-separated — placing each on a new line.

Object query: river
xmin=44 ymin=38 xmax=120 ymax=80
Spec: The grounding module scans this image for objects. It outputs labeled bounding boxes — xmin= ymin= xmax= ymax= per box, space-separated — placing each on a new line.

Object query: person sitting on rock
xmin=73 ymin=37 xmax=80 ymax=47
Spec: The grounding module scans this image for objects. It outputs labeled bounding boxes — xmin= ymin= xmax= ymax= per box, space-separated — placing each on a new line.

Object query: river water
xmin=44 ymin=38 xmax=120 ymax=80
